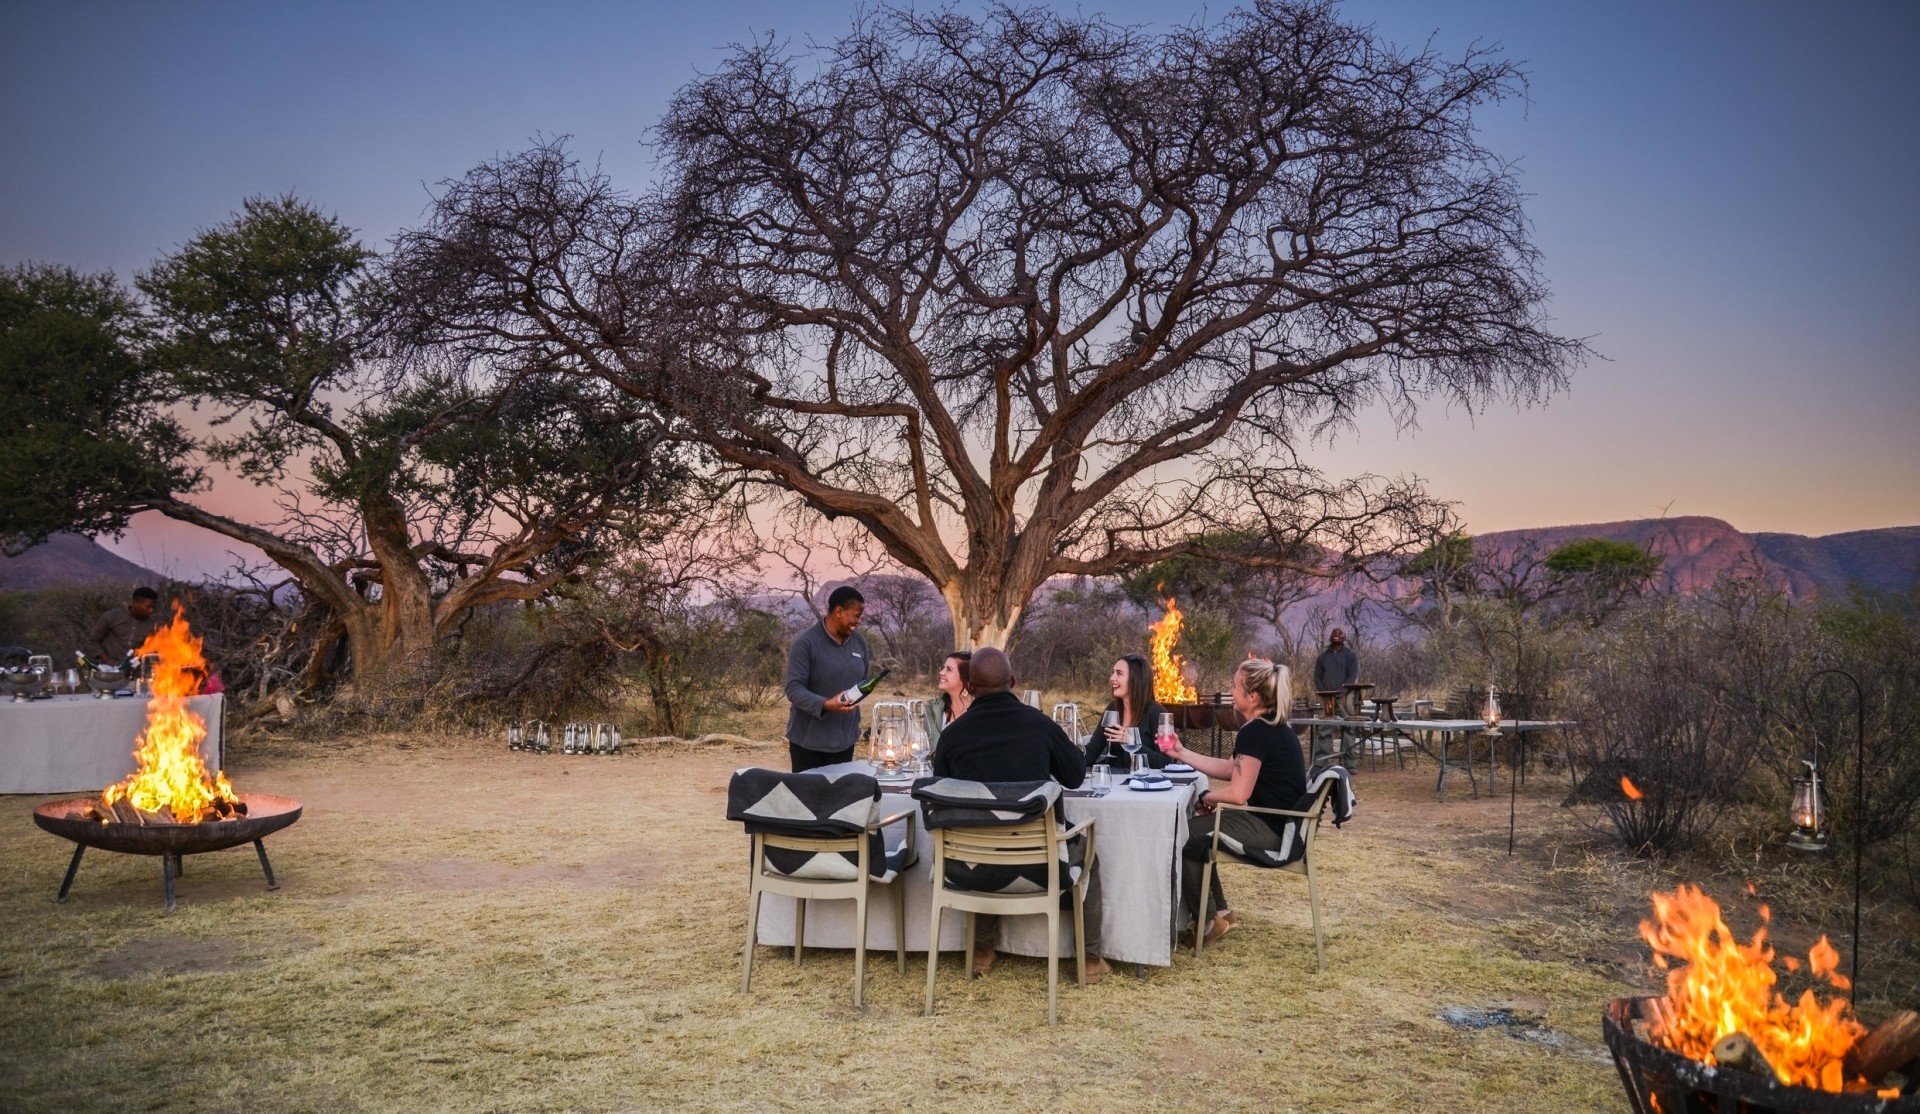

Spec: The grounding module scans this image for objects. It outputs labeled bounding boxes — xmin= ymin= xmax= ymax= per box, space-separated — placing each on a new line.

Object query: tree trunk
xmin=938 ymin=574 xmax=1027 ymax=651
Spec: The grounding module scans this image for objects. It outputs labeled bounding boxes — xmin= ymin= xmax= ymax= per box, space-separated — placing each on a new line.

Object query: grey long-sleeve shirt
xmin=783 ymin=621 xmax=871 ymax=754
xmin=1313 ymin=644 xmax=1359 ymax=692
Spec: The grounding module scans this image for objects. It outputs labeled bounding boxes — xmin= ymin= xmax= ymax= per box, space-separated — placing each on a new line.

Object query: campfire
xmin=1148 ymin=596 xmax=1198 ymax=704
xmin=91 ymin=607 xmax=242 ymax=825
xmin=32 ymin=608 xmax=302 ymax=911
xmin=1604 ymin=884 xmax=1919 ymax=1112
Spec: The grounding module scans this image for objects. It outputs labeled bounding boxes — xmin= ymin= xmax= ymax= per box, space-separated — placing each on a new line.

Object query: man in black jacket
xmin=930 ymin=648 xmax=1108 ymax=982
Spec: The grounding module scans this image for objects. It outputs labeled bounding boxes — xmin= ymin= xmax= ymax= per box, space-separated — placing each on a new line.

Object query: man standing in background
xmin=88 ymin=586 xmax=160 ymax=662
xmin=1312 ymin=627 xmax=1360 ymax=766
xmin=783 ymin=586 xmax=871 ymax=772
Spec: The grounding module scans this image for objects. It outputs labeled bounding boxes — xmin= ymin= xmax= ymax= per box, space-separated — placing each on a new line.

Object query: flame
xmin=1639 ymin=885 xmax=1865 ymax=1091
xmin=1621 ymin=776 xmax=1644 ymax=801
xmin=1148 ymin=597 xmax=1198 ymax=703
xmin=100 ymin=607 xmax=238 ymax=824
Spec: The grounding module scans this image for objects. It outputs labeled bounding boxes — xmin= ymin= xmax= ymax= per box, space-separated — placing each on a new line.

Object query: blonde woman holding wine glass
xmin=1157 ymin=658 xmax=1307 ymax=946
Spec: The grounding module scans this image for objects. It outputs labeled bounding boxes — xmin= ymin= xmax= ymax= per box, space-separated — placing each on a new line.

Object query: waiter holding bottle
xmin=783 ymin=585 xmax=877 ymax=771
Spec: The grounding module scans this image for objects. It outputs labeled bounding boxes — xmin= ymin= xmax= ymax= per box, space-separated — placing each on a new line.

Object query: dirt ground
xmin=0 ymin=730 xmax=1764 ymax=1112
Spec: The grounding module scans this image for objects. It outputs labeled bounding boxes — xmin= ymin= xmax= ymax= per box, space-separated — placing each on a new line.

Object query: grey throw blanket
xmin=911 ymin=778 xmax=1078 ymax=896
xmin=727 ymin=767 xmax=893 ymax=881
xmin=1220 ymin=766 xmax=1356 ymax=869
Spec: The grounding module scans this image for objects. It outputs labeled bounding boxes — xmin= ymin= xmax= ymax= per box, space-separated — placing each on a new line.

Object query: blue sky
xmin=3 ymin=0 xmax=1915 ymax=579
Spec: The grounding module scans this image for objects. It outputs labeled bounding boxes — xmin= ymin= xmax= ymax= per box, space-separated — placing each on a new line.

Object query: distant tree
xmin=0 ymin=264 xmax=194 ymax=551
xmin=1544 ymin=537 xmax=1662 ymax=624
xmin=9 ymin=198 xmax=698 ymax=692
xmin=389 ymin=1 xmax=1581 ymax=647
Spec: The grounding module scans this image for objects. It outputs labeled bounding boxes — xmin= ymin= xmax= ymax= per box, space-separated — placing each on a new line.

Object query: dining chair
xmin=1193 ymin=767 xmax=1353 ymax=972
xmin=727 ymin=767 xmax=918 ymax=1008
xmin=912 ymin=778 xmax=1096 ymax=1026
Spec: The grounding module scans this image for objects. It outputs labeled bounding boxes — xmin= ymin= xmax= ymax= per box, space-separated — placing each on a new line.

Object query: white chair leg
xmin=924 ymin=904 xmax=942 ymax=1017
xmin=892 ymin=878 xmax=907 ymax=975
xmin=854 ymin=885 xmax=869 ymax=1008
xmin=742 ymin=884 xmax=763 ymax=993
xmin=1072 ymin=885 xmax=1087 ymax=987
xmin=1046 ymin=908 xmax=1059 ymax=1026
xmin=1306 ymin=858 xmax=1326 ymax=973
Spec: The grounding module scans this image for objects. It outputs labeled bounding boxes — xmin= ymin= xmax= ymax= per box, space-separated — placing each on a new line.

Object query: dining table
xmin=750 ymin=760 xmax=1204 ymax=967
xmin=1288 ymin=715 xmax=1574 ymax=800
xmin=0 ymin=692 xmax=225 ymax=794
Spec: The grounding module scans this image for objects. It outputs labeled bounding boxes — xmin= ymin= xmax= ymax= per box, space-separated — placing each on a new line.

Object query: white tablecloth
xmin=0 ymin=693 xmax=225 ymax=794
xmin=751 ymin=764 xmax=1199 ymax=967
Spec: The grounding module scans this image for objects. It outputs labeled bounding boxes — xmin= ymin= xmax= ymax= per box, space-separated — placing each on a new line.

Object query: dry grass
xmin=0 ymin=731 xmax=1666 ymax=1112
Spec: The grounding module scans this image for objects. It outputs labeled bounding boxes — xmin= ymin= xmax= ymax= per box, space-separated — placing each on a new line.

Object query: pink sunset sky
xmin=3 ymin=0 xmax=1914 ymax=581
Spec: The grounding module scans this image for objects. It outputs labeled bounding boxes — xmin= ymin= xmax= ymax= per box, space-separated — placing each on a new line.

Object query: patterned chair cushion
xmin=728 ymin=767 xmax=907 ymax=882
xmin=1224 ymin=766 xmax=1356 ymax=868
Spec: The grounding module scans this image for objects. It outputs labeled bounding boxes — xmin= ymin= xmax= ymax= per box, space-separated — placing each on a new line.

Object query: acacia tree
xmin=9 ymin=197 xmax=695 ymax=690
xmin=391 ymin=1 xmax=1580 ymax=646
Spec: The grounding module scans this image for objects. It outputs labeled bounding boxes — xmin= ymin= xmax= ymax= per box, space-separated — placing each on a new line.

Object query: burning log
xmin=1844 ymin=1009 xmax=1920 ymax=1086
xmin=1712 ymin=1031 xmax=1779 ymax=1080
xmin=108 ymin=799 xmax=145 ymax=826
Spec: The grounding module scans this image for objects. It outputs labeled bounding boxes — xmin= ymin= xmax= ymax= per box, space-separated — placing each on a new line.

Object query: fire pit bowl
xmin=33 ymin=793 xmax=302 ymax=911
xmin=1605 ymin=997 xmax=1919 ymax=1113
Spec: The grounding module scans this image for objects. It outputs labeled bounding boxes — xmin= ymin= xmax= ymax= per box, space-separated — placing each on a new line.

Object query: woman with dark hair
xmin=1088 ymin=653 xmax=1170 ymax=770
xmin=923 ymin=650 xmax=973 ymax=743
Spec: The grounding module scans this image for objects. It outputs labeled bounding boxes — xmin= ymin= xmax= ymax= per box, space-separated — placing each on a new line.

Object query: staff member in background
xmin=89 ymin=586 xmax=161 ymax=662
xmin=1313 ymin=627 xmax=1359 ymax=701
xmin=783 ymin=586 xmax=871 ymax=772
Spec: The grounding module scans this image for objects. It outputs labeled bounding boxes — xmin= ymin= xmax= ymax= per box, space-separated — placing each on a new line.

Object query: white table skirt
xmin=0 ymin=693 xmax=225 ymax=794
xmin=751 ymin=765 xmax=1199 ymax=967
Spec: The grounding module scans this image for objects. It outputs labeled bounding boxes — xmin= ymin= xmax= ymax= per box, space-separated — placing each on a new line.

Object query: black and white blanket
xmin=910 ymin=778 xmax=1081 ymax=896
xmin=1220 ymin=765 xmax=1356 ymax=869
xmin=726 ymin=767 xmax=912 ymax=882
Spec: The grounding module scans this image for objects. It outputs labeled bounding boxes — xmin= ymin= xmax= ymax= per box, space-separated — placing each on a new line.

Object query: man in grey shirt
xmin=89 ymin=586 xmax=162 ymax=662
xmin=1312 ymin=627 xmax=1359 ymax=695
xmin=783 ymin=585 xmax=871 ymax=771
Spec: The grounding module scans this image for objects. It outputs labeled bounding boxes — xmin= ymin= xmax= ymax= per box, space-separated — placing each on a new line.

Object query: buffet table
xmin=0 ymin=693 xmax=225 ymax=794
xmin=752 ymin=762 xmax=1201 ymax=967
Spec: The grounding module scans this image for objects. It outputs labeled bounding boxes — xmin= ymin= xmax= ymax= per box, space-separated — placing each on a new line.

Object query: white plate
xmin=1163 ymin=763 xmax=1195 ymax=773
xmin=1126 ymin=778 xmax=1174 ymax=792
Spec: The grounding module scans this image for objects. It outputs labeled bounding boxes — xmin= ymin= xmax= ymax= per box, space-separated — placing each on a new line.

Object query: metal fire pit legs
xmin=58 ymin=837 xmax=282 ymax=913
xmin=35 ymin=793 xmax=301 ymax=912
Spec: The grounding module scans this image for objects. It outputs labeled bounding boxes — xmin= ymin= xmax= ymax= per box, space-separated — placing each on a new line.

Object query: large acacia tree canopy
xmin=0 ymin=264 xmax=196 ymax=552
xmin=387 ymin=0 xmax=1584 ymax=644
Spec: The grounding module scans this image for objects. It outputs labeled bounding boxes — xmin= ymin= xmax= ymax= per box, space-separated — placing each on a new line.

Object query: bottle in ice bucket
xmin=836 ymin=666 xmax=893 ymax=707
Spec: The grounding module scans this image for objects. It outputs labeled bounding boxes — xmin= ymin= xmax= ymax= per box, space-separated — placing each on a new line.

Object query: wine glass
xmin=906 ymin=717 xmax=931 ymax=775
xmin=1123 ymin=727 xmax=1143 ymax=777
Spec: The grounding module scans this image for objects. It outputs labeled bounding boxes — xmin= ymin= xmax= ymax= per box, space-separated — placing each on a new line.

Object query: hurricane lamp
xmin=1787 ymin=760 xmax=1828 ymax=852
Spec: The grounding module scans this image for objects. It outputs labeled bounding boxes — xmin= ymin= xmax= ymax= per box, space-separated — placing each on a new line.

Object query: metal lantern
xmin=1483 ymin=683 xmax=1502 ymax=731
xmin=1787 ymin=759 xmax=1828 ymax=852
xmin=870 ymin=701 xmax=910 ymax=775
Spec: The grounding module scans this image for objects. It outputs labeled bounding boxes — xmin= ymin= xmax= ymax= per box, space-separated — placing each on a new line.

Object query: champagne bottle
xmin=75 ymin=651 xmax=97 ymax=672
xmin=836 ymin=666 xmax=893 ymax=707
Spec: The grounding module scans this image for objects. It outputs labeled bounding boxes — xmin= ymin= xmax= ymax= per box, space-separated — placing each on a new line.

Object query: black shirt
xmin=932 ymin=692 xmax=1086 ymax=788
xmin=1086 ymin=698 xmax=1172 ymax=769
xmin=1231 ymin=718 xmax=1309 ymax=835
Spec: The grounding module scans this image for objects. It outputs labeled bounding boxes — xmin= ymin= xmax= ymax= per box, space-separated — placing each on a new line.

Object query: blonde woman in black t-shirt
xmin=1155 ymin=658 xmax=1308 ymax=946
